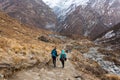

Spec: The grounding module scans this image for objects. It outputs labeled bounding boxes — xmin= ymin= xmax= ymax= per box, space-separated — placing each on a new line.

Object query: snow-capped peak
xmin=42 ymin=0 xmax=89 ymax=21
xmin=42 ymin=0 xmax=89 ymax=8
xmin=42 ymin=0 xmax=60 ymax=8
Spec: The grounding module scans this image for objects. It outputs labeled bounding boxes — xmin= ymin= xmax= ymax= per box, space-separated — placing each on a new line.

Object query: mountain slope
xmin=95 ymin=23 xmax=120 ymax=50
xmin=43 ymin=0 xmax=120 ymax=40
xmin=0 ymin=11 xmax=61 ymax=78
xmin=0 ymin=11 xmax=101 ymax=80
xmin=0 ymin=11 xmax=120 ymax=80
xmin=0 ymin=0 xmax=57 ymax=29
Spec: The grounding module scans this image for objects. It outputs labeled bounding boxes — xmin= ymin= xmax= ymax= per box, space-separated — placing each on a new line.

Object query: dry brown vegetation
xmin=0 ymin=12 xmax=62 ymax=78
xmin=0 ymin=13 xmax=100 ymax=79
xmin=98 ymin=48 xmax=120 ymax=66
xmin=0 ymin=11 xmax=119 ymax=80
xmin=103 ymin=56 xmax=120 ymax=66
xmin=101 ymin=74 xmax=120 ymax=80
xmin=70 ymin=39 xmax=94 ymax=53
xmin=71 ymin=51 xmax=108 ymax=79
xmin=98 ymin=48 xmax=118 ymax=57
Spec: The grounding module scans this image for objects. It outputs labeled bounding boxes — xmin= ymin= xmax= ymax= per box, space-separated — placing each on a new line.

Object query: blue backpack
xmin=51 ymin=49 xmax=57 ymax=57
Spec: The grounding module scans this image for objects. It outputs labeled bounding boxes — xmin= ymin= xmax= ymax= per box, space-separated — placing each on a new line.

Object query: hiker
xmin=51 ymin=47 xmax=58 ymax=67
xmin=60 ymin=50 xmax=67 ymax=68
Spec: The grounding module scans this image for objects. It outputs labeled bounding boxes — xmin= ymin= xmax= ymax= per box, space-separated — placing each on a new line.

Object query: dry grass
xmin=98 ymin=48 xmax=120 ymax=66
xmin=0 ymin=11 xmax=115 ymax=80
xmin=71 ymin=51 xmax=107 ymax=79
xmin=0 ymin=12 xmax=62 ymax=78
xmin=103 ymin=56 xmax=120 ymax=66
xmin=101 ymin=74 xmax=120 ymax=80
xmin=70 ymin=39 xmax=94 ymax=53
xmin=98 ymin=48 xmax=119 ymax=58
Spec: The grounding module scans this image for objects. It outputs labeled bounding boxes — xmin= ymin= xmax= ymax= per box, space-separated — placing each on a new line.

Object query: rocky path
xmin=9 ymin=52 xmax=82 ymax=80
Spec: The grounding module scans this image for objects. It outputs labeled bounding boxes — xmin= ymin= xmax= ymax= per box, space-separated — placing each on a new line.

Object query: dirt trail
xmin=9 ymin=52 xmax=82 ymax=80
xmin=8 ymin=40 xmax=100 ymax=80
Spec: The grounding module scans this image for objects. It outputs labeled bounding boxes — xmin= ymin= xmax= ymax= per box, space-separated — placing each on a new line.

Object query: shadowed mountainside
xmin=95 ymin=23 xmax=120 ymax=50
xmin=0 ymin=0 xmax=57 ymax=30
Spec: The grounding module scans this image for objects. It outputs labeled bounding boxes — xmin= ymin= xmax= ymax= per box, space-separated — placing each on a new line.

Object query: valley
xmin=0 ymin=0 xmax=120 ymax=80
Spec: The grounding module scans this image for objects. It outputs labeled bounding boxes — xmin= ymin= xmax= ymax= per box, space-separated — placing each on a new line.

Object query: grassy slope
xmin=0 ymin=11 xmax=63 ymax=77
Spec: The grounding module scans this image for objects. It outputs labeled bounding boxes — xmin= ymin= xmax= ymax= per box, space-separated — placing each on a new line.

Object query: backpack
xmin=61 ymin=54 xmax=66 ymax=61
xmin=51 ymin=49 xmax=57 ymax=57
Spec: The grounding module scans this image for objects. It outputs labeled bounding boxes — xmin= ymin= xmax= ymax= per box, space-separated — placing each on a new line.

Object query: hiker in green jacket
xmin=60 ymin=50 xmax=67 ymax=68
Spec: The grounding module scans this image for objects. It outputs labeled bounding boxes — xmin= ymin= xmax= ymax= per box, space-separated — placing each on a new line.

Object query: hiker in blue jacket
xmin=51 ymin=47 xmax=58 ymax=67
xmin=60 ymin=50 xmax=67 ymax=68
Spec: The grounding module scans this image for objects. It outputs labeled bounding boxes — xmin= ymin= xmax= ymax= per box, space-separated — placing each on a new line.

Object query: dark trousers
xmin=60 ymin=59 xmax=64 ymax=68
xmin=52 ymin=56 xmax=56 ymax=67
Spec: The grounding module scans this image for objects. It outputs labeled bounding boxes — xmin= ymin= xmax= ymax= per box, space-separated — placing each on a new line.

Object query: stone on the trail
xmin=38 ymin=35 xmax=49 ymax=42
xmin=74 ymin=76 xmax=82 ymax=80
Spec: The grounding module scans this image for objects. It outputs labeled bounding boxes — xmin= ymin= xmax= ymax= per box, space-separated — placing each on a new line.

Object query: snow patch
xmin=109 ymin=0 xmax=115 ymax=6
xmin=104 ymin=30 xmax=115 ymax=38
xmin=45 ymin=23 xmax=55 ymax=29
xmin=42 ymin=0 xmax=60 ymax=8
xmin=42 ymin=0 xmax=89 ymax=18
